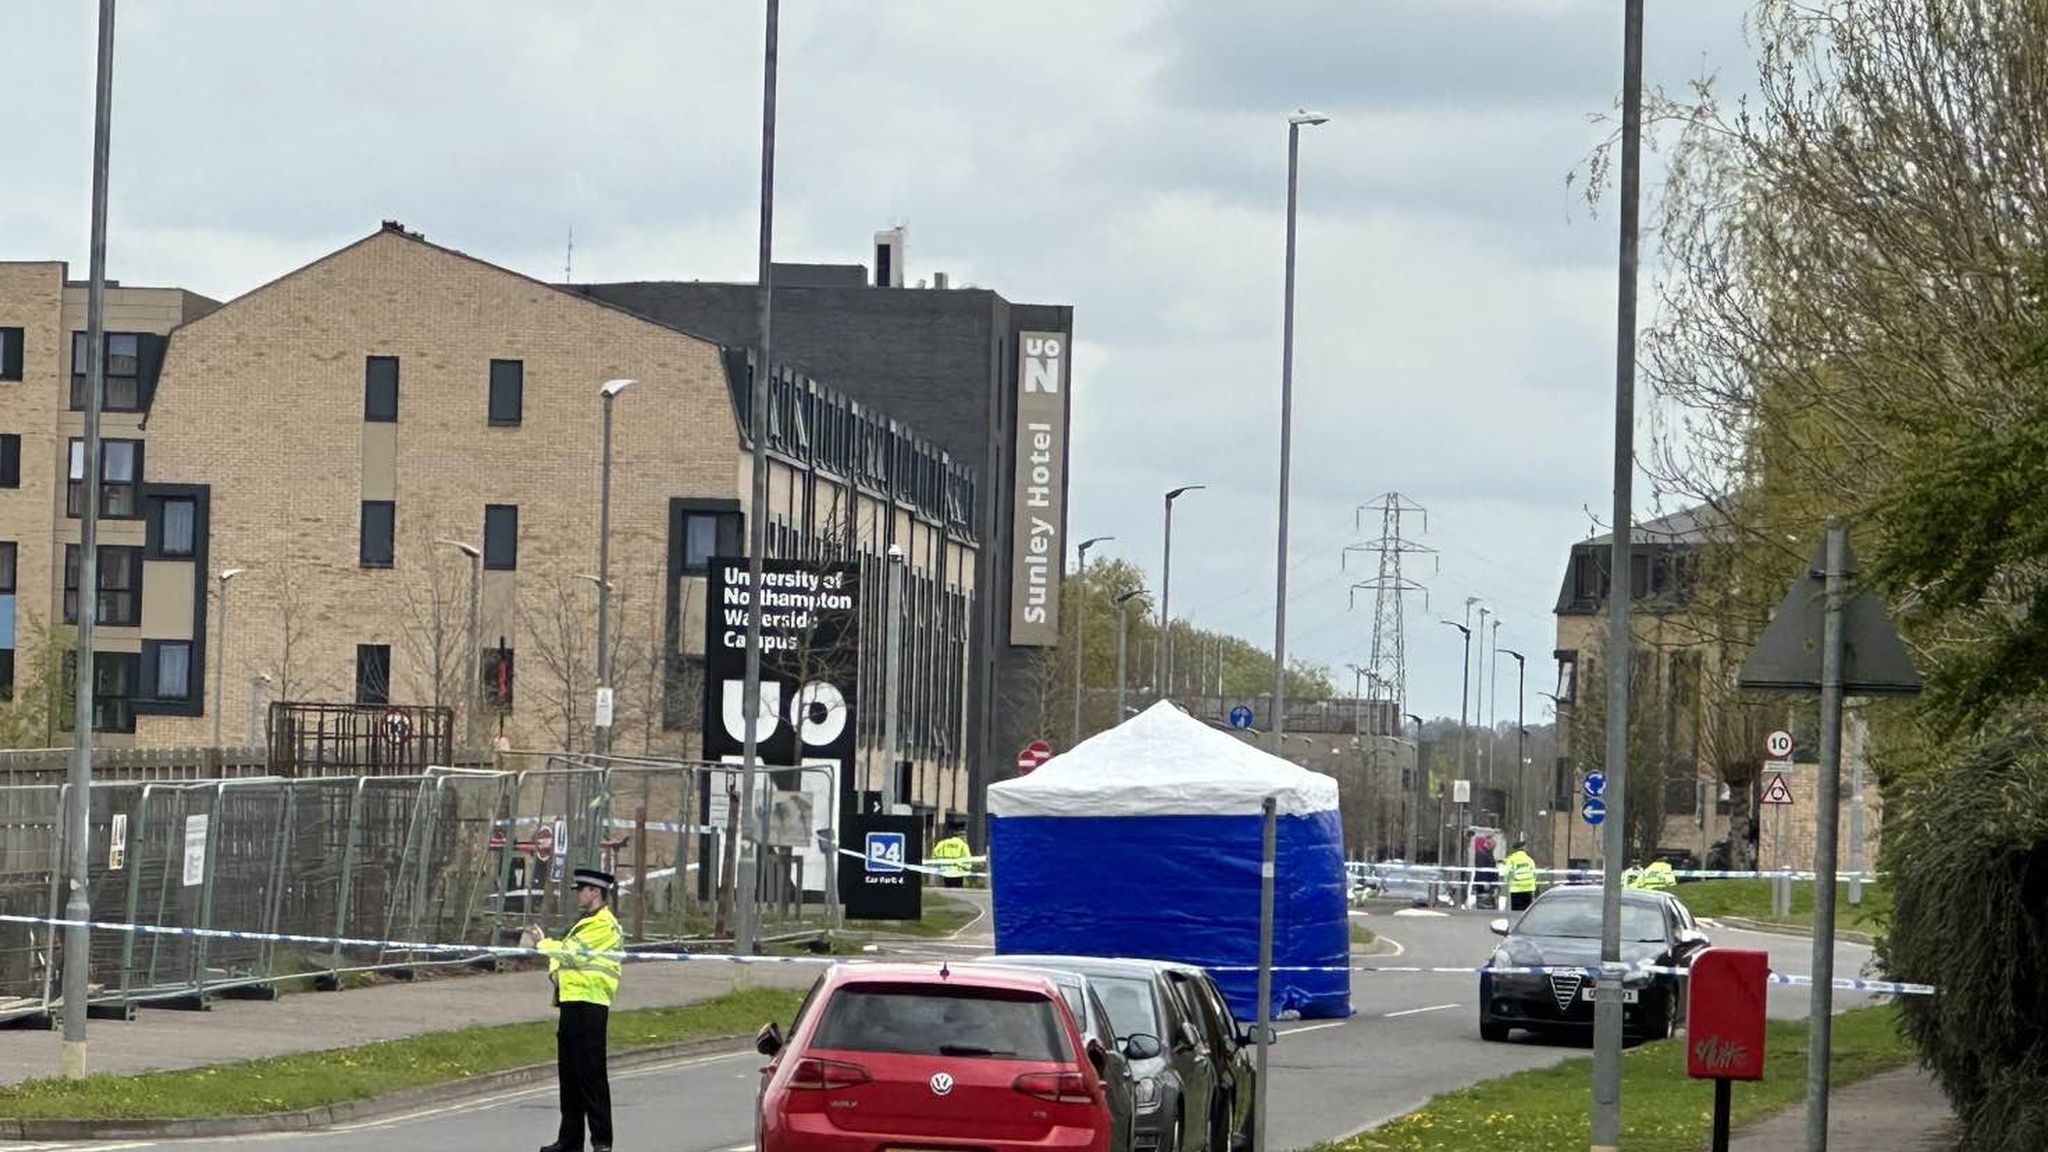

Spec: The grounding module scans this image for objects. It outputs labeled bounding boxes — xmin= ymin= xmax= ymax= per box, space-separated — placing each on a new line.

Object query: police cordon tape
xmin=1348 ymin=862 xmax=1883 ymax=883
xmin=0 ymin=913 xmax=1936 ymax=995
xmin=832 ymin=847 xmax=985 ymax=878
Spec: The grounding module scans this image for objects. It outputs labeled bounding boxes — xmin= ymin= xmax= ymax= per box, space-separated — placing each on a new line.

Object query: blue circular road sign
xmin=1581 ymin=797 xmax=1607 ymax=826
xmin=1582 ymin=771 xmax=1606 ymax=798
xmin=1228 ymin=705 xmax=1255 ymax=730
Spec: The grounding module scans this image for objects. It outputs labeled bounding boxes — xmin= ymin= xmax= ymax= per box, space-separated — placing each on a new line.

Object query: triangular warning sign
xmin=1761 ymin=772 xmax=1794 ymax=805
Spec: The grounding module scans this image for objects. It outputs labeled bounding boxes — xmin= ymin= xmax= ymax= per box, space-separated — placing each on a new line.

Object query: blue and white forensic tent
xmin=988 ymin=701 xmax=1352 ymax=1021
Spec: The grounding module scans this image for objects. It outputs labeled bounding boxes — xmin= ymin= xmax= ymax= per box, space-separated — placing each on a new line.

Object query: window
xmin=0 ymin=434 xmax=17 ymax=489
xmin=63 ymin=544 xmax=142 ymax=626
xmin=360 ymin=500 xmax=396 ymax=568
xmin=674 ymin=504 xmax=743 ymax=575
xmin=1555 ymin=651 xmax=1577 ymax=703
xmin=1629 ymin=551 xmax=1651 ymax=599
xmin=364 ymin=356 xmax=399 ymax=422
xmin=482 ymin=645 xmax=514 ymax=711
xmin=68 ymin=438 xmax=142 ymax=518
xmin=143 ymin=639 xmax=194 ymax=702
xmin=355 ymin=644 xmax=391 ymax=705
xmin=0 ymin=649 xmax=12 ymax=702
xmin=59 ymin=650 xmax=139 ymax=732
xmin=70 ymin=331 xmax=143 ymax=411
xmin=1572 ymin=553 xmax=1604 ymax=602
xmin=810 ymin=985 xmax=1067 ymax=1062
xmin=0 ymin=541 xmax=14 ymax=593
xmin=146 ymin=494 xmax=197 ymax=558
xmin=483 ymin=504 xmax=518 ymax=570
xmin=0 ymin=327 xmax=21 ymax=381
xmin=488 ymin=359 xmax=523 ymax=426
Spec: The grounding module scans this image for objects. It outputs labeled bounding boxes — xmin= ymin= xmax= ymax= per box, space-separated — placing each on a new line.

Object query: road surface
xmin=0 ymin=903 xmax=1880 ymax=1152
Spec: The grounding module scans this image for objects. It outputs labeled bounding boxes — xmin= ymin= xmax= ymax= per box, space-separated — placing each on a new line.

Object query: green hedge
xmin=1880 ymin=729 xmax=2048 ymax=1151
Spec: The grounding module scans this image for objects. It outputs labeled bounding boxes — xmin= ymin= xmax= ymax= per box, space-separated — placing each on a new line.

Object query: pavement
xmin=0 ymin=891 xmax=1947 ymax=1152
xmin=1729 ymin=1067 xmax=1954 ymax=1151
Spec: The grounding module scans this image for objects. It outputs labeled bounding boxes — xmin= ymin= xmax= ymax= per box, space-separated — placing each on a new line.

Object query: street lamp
xmin=439 ymin=540 xmax=483 ymax=749
xmin=1440 ymin=616 xmax=1473 ymax=783
xmin=594 ymin=377 xmax=637 ymax=757
xmin=1270 ymin=108 xmax=1328 ymax=763
xmin=1158 ymin=485 xmax=1203 ymax=701
xmin=212 ymin=567 xmax=247 ymax=750
xmin=1406 ymin=712 xmax=1426 ymax=861
xmin=1115 ymin=589 xmax=1145 ymax=722
xmin=1071 ymin=535 xmax=1115 ymax=744
xmin=1500 ymin=648 xmax=1527 ymax=839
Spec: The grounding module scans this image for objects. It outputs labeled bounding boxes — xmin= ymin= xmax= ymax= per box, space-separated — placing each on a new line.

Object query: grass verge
xmin=1677 ymin=879 xmax=1891 ymax=935
xmin=1351 ymin=921 xmax=1378 ymax=949
xmin=1307 ymin=1004 xmax=1911 ymax=1152
xmin=0 ymin=986 xmax=803 ymax=1121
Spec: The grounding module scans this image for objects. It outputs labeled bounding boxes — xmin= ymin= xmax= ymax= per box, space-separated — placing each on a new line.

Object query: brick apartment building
xmin=0 ymin=224 xmax=978 ymax=817
xmin=566 ymin=227 xmax=1077 ymax=838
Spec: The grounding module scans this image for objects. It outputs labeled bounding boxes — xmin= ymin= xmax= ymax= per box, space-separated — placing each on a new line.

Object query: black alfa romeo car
xmin=1477 ymin=884 xmax=1710 ymax=1044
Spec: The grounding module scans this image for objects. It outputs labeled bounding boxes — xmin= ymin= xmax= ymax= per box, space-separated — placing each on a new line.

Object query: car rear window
xmin=812 ymin=983 xmax=1070 ymax=1061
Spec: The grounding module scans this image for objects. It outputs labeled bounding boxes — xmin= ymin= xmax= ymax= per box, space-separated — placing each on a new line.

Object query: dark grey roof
xmin=1586 ymin=503 xmax=1724 ymax=546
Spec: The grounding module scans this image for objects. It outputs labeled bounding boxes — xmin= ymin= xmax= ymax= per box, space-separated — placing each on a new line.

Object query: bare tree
xmin=397 ymin=525 xmax=471 ymax=721
xmin=521 ymin=573 xmax=597 ymax=753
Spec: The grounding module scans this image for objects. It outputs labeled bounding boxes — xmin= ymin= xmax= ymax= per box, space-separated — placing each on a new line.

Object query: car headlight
xmin=1490 ymin=941 xmax=1543 ymax=970
xmin=1134 ymin=1077 xmax=1161 ymax=1109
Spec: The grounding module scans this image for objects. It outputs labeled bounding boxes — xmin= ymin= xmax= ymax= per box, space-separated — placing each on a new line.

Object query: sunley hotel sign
xmin=1010 ymin=331 xmax=1071 ymax=646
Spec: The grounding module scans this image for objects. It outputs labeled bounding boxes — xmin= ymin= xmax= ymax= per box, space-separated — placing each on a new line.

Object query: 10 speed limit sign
xmin=1766 ymin=729 xmax=1794 ymax=759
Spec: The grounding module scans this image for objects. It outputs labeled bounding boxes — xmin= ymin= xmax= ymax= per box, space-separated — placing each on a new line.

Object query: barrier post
xmin=1254 ymin=794 xmax=1276 ymax=1152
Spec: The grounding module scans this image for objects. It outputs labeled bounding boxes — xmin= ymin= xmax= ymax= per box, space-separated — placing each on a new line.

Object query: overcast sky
xmin=1 ymin=1 xmax=1757 ymax=727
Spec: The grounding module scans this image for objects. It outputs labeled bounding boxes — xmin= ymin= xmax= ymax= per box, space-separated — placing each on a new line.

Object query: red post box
xmin=1687 ymin=947 xmax=1770 ymax=1081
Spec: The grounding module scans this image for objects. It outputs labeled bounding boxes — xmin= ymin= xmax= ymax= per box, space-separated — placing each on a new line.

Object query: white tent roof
xmin=987 ymin=701 xmax=1341 ymax=819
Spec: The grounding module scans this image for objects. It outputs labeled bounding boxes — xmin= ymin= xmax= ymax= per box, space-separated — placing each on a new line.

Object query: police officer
xmin=930 ymin=823 xmax=972 ymax=889
xmin=1502 ymin=838 xmax=1539 ymax=911
xmin=522 ymin=868 xmax=623 ymax=1152
xmin=1637 ymin=859 xmax=1678 ymax=891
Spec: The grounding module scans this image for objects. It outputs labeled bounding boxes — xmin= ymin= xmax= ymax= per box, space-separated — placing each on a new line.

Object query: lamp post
xmin=1158 ymin=486 xmax=1203 ymax=701
xmin=881 ymin=544 xmax=904 ymax=811
xmin=1500 ymin=648 xmax=1527 ymax=838
xmin=439 ymin=540 xmax=483 ymax=749
xmin=735 ymin=0 xmax=782 ymax=960
xmin=1272 ymin=109 xmax=1328 ymax=753
xmin=212 ymin=567 xmax=246 ymax=750
xmin=1071 ymin=535 xmax=1114 ymax=744
xmin=1441 ymin=617 xmax=1472 ymax=783
xmin=60 ymin=0 xmax=118 ymax=1078
xmin=594 ymin=377 xmax=637 ymax=757
xmin=1116 ymin=590 xmax=1144 ymax=722
xmin=1406 ymin=712 xmax=1426 ymax=861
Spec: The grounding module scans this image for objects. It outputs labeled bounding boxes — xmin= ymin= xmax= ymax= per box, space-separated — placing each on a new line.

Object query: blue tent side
xmin=991 ymin=811 xmax=1350 ymax=1020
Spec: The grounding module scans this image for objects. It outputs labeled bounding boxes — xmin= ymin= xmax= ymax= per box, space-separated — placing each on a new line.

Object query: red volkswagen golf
xmin=755 ymin=963 xmax=1115 ymax=1152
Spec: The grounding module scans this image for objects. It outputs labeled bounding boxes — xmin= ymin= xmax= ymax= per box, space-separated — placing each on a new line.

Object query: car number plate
xmin=1581 ymin=988 xmax=1639 ymax=1004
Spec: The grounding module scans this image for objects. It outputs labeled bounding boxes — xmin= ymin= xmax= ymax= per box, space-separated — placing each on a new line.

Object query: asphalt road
xmin=4 ymin=902 xmax=1880 ymax=1152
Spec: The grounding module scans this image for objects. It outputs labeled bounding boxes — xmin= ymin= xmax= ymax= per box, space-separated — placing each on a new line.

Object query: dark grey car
xmin=974 ymin=964 xmax=1139 ymax=1152
xmin=987 ymin=955 xmax=1218 ymax=1152
xmin=1478 ymin=885 xmax=1710 ymax=1044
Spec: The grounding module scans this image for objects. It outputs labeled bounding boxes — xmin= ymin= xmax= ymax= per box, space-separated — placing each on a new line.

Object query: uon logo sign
xmin=1010 ymin=330 xmax=1072 ymax=648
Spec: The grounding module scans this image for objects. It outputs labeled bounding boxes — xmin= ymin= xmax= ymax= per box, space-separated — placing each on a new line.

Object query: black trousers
xmin=1510 ymin=890 xmax=1533 ymax=911
xmin=557 ymin=1001 xmax=612 ymax=1150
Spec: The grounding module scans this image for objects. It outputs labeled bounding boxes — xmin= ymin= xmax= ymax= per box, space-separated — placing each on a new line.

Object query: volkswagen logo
xmin=929 ymin=1072 xmax=955 ymax=1096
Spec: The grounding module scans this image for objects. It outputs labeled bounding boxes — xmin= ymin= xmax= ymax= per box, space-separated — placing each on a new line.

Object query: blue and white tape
xmin=0 ymin=914 xmax=1935 ymax=995
xmin=1348 ymin=862 xmax=1883 ymax=883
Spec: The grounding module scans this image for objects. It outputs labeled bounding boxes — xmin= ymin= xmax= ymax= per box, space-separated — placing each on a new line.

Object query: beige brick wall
xmin=138 ymin=229 xmax=744 ymax=750
xmin=0 ymin=263 xmax=68 ymax=691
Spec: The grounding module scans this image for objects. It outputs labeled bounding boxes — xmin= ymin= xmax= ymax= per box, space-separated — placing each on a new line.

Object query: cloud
xmin=0 ymin=0 xmax=1760 ymax=723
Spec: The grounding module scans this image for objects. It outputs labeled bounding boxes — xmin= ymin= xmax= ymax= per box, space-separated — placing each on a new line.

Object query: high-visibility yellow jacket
xmin=930 ymin=836 xmax=972 ymax=878
xmin=1503 ymin=850 xmax=1539 ymax=894
xmin=1636 ymin=860 xmax=1678 ymax=891
xmin=538 ymin=905 xmax=624 ymax=1006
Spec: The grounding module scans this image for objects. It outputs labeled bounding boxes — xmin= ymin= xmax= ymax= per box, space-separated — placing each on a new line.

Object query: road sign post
xmin=1737 ymin=522 xmax=1922 ymax=1152
xmin=1581 ymin=797 xmax=1606 ymax=826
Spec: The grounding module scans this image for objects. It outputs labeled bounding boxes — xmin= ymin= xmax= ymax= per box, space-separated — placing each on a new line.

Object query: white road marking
xmin=1278 ymin=1020 xmax=1347 ymax=1036
xmin=1382 ymin=1003 xmax=1459 ymax=1019
xmin=1391 ymin=909 xmax=1448 ymax=919
xmin=316 ymin=1049 xmax=751 ymax=1136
